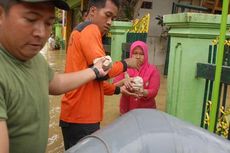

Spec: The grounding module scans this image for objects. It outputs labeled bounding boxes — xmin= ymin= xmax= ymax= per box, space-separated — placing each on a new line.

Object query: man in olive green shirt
xmin=0 ymin=0 xmax=111 ymax=153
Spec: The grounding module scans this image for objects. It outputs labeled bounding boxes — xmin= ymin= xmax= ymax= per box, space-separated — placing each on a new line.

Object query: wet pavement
xmin=40 ymin=45 xmax=167 ymax=153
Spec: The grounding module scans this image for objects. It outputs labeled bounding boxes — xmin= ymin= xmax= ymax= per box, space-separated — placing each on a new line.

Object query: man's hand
xmin=93 ymin=56 xmax=112 ymax=71
xmin=124 ymin=58 xmax=141 ymax=69
xmin=120 ymin=86 xmax=138 ymax=97
xmin=93 ymin=56 xmax=111 ymax=78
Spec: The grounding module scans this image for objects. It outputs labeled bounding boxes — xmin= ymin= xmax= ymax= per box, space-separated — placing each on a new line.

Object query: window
xmin=141 ymin=1 xmax=152 ymax=9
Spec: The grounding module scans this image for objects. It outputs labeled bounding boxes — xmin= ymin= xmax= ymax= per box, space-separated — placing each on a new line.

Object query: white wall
xmin=136 ymin=0 xmax=202 ymax=67
xmin=136 ymin=0 xmax=177 ymax=66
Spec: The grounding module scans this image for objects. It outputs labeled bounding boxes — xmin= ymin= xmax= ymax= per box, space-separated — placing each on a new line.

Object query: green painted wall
xmin=55 ymin=23 xmax=62 ymax=40
xmin=110 ymin=21 xmax=132 ymax=61
xmin=163 ymin=13 xmax=230 ymax=126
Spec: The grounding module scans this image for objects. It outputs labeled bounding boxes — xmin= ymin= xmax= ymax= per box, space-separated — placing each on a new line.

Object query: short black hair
xmin=87 ymin=0 xmax=120 ymax=11
xmin=81 ymin=9 xmax=88 ymax=15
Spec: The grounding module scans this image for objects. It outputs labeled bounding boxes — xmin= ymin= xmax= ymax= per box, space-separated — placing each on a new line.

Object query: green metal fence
xmin=197 ymin=44 xmax=230 ymax=140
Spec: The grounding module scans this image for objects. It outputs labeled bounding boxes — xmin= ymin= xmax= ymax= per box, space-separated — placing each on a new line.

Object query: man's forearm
xmin=0 ymin=120 xmax=9 ymax=153
xmin=49 ymin=68 xmax=96 ymax=95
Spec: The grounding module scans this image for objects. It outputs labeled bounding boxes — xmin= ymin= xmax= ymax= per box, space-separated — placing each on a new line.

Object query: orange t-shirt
xmin=60 ymin=24 xmax=124 ymax=123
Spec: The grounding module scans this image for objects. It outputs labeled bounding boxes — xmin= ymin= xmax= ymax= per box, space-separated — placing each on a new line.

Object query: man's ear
xmin=88 ymin=6 xmax=97 ymax=18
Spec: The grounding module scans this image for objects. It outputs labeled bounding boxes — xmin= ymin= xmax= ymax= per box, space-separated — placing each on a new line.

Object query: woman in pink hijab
xmin=113 ymin=41 xmax=160 ymax=114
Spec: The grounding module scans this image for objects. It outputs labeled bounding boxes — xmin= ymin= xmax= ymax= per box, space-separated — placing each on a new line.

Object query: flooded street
xmin=40 ymin=45 xmax=167 ymax=153
xmin=41 ymin=45 xmax=66 ymax=153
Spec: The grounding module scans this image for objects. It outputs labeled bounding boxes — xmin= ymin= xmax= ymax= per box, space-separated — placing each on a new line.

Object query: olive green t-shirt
xmin=0 ymin=47 xmax=54 ymax=153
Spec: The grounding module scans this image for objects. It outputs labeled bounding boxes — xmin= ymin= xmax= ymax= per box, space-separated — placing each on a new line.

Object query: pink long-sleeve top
xmin=113 ymin=41 xmax=160 ymax=114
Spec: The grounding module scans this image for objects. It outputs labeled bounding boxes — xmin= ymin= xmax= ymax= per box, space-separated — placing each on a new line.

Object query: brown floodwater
xmin=41 ymin=46 xmax=66 ymax=153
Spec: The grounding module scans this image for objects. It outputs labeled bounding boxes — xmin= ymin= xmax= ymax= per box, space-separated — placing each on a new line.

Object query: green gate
xmin=197 ymin=44 xmax=230 ymax=140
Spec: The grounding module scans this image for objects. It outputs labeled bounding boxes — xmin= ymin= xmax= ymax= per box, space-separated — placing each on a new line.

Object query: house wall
xmin=136 ymin=0 xmax=201 ymax=67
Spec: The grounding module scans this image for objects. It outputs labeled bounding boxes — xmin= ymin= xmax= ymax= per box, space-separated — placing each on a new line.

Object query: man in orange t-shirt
xmin=60 ymin=0 xmax=140 ymax=150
